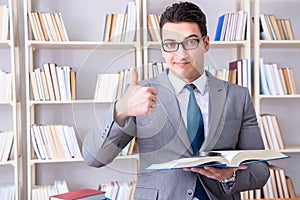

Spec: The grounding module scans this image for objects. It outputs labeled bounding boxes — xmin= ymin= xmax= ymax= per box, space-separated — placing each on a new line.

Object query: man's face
xmin=161 ymin=22 xmax=209 ymax=83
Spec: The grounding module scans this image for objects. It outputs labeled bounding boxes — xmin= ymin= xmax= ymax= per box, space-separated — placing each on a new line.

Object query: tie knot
xmin=185 ymin=84 xmax=196 ymax=92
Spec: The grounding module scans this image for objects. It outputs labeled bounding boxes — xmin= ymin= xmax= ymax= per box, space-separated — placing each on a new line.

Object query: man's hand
xmin=115 ymin=67 xmax=158 ymax=126
xmin=184 ymin=165 xmax=248 ymax=182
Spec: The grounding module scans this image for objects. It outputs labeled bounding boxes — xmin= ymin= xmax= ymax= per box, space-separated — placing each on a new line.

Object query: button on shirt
xmin=168 ymin=70 xmax=209 ymax=138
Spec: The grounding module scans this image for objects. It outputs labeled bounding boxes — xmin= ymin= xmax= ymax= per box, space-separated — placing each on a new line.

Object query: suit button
xmin=187 ymin=189 xmax=194 ymax=196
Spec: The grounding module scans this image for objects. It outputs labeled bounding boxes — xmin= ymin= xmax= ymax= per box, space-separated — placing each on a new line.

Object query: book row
xmin=214 ymin=11 xmax=247 ymax=41
xmin=147 ymin=14 xmax=160 ymax=41
xmin=31 ymin=180 xmax=69 ymax=200
xmin=28 ymin=12 xmax=69 ymax=41
xmin=259 ymin=114 xmax=285 ymax=150
xmin=0 ymin=70 xmax=12 ymax=101
xmin=259 ymin=58 xmax=298 ymax=95
xmin=94 ymin=62 xmax=167 ymax=102
xmin=206 ymin=59 xmax=250 ymax=88
xmin=0 ymin=4 xmax=9 ymax=41
xmin=240 ymin=166 xmax=296 ymax=199
xmin=99 ymin=181 xmax=136 ymax=200
xmin=30 ymin=63 xmax=76 ymax=101
xmin=102 ymin=1 xmax=136 ymax=42
xmin=259 ymin=14 xmax=295 ymax=40
xmin=30 ymin=124 xmax=82 ymax=160
xmin=0 ymin=184 xmax=14 ymax=200
xmin=0 ymin=131 xmax=13 ymax=162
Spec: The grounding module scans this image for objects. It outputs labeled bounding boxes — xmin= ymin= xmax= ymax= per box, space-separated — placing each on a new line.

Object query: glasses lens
xmin=163 ymin=42 xmax=178 ymax=52
xmin=182 ymin=39 xmax=199 ymax=50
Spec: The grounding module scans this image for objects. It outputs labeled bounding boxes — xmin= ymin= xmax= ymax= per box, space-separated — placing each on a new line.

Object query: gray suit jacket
xmin=82 ymin=71 xmax=269 ymax=200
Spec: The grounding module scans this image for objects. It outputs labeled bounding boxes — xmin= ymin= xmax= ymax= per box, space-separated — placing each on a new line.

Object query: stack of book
xmin=0 ymin=131 xmax=14 ymax=162
xmin=214 ymin=11 xmax=247 ymax=41
xmin=0 ymin=4 xmax=9 ymax=40
xmin=259 ymin=14 xmax=295 ymax=40
xmin=0 ymin=70 xmax=12 ymax=101
xmin=259 ymin=58 xmax=298 ymax=95
xmin=30 ymin=124 xmax=82 ymax=160
xmin=147 ymin=14 xmax=160 ymax=41
xmin=99 ymin=181 xmax=136 ymax=200
xmin=259 ymin=114 xmax=284 ymax=150
xmin=28 ymin=12 xmax=69 ymax=41
xmin=103 ymin=1 xmax=136 ymax=42
xmin=30 ymin=63 xmax=76 ymax=101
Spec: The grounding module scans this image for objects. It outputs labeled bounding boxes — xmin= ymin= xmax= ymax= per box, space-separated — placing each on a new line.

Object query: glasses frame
xmin=161 ymin=35 xmax=206 ymax=53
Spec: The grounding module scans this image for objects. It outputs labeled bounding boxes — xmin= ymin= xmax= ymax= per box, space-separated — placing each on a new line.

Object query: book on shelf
xmin=28 ymin=12 xmax=69 ymax=41
xmin=259 ymin=14 xmax=295 ymax=40
xmin=0 ymin=70 xmax=12 ymax=101
xmin=30 ymin=124 xmax=82 ymax=160
xmin=262 ymin=166 xmax=292 ymax=199
xmin=0 ymin=184 xmax=15 ymax=200
xmin=146 ymin=150 xmax=289 ymax=170
xmin=31 ymin=180 xmax=70 ymax=200
xmin=99 ymin=181 xmax=136 ymax=200
xmin=147 ymin=14 xmax=160 ymax=41
xmin=214 ymin=11 xmax=247 ymax=41
xmin=0 ymin=131 xmax=14 ymax=162
xmin=94 ymin=73 xmax=119 ymax=102
xmin=0 ymin=4 xmax=9 ymax=41
xmin=259 ymin=114 xmax=285 ymax=150
xmin=259 ymin=59 xmax=298 ymax=95
xmin=102 ymin=1 xmax=136 ymax=42
xmin=49 ymin=188 xmax=105 ymax=200
xmin=286 ymin=176 xmax=296 ymax=198
xmin=30 ymin=63 xmax=76 ymax=101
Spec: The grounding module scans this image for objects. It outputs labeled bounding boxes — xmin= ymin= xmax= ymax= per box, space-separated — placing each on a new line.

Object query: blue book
xmin=214 ymin=14 xmax=225 ymax=41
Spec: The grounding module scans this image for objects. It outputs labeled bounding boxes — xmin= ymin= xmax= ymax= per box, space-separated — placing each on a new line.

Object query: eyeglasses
xmin=161 ymin=35 xmax=206 ymax=52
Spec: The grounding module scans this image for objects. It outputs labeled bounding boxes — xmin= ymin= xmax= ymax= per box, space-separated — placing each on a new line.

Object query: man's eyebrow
xmin=184 ymin=34 xmax=199 ymax=39
xmin=163 ymin=34 xmax=200 ymax=42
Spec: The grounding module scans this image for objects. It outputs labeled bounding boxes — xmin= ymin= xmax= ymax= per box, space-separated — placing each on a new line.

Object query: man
xmin=82 ymin=2 xmax=269 ymax=199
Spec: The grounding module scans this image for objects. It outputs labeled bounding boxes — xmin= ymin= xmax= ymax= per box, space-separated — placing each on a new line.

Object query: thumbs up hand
xmin=115 ymin=67 xmax=158 ymax=126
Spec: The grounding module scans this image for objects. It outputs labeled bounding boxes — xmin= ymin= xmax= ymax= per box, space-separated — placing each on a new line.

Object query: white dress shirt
xmin=168 ymin=70 xmax=210 ymax=138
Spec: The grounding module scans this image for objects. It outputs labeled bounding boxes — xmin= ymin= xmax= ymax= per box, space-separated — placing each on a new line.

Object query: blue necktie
xmin=186 ymin=84 xmax=204 ymax=153
xmin=185 ymin=84 xmax=209 ymax=200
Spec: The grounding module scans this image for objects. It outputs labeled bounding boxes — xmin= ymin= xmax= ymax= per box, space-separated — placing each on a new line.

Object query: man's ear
xmin=203 ymin=36 xmax=210 ymax=53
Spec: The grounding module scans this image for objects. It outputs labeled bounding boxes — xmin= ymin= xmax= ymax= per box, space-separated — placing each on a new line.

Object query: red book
xmin=49 ymin=188 xmax=105 ymax=200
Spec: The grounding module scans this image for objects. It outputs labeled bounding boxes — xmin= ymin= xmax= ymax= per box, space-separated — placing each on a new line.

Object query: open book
xmin=146 ymin=150 xmax=289 ymax=170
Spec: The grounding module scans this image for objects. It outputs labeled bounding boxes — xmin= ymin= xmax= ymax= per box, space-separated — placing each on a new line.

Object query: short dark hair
xmin=159 ymin=1 xmax=207 ymax=37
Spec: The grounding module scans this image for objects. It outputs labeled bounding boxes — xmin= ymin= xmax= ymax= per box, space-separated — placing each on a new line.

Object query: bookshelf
xmin=253 ymin=0 xmax=300 ymax=197
xmin=24 ymin=0 xmax=141 ymax=199
xmin=0 ymin=0 xmax=19 ymax=199
xmin=16 ymin=0 xmax=300 ymax=199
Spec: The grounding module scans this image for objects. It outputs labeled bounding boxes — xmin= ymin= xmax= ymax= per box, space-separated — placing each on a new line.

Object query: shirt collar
xmin=168 ymin=70 xmax=207 ymax=95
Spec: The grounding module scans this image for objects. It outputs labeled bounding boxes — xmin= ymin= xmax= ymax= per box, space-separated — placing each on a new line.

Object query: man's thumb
xmin=130 ymin=67 xmax=139 ymax=85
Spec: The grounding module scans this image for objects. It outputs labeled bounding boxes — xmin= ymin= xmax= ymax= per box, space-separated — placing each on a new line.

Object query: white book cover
xmin=94 ymin=73 xmax=119 ymax=102
xmin=63 ymin=66 xmax=71 ymax=100
xmin=56 ymin=67 xmax=68 ymax=101
xmin=32 ymin=125 xmax=48 ymax=160
xmin=56 ymin=125 xmax=72 ymax=159
xmin=1 ymin=131 xmax=13 ymax=161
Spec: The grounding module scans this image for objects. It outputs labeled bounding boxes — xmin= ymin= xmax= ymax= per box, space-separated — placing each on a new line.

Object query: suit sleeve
xmin=82 ymin=102 xmax=135 ymax=167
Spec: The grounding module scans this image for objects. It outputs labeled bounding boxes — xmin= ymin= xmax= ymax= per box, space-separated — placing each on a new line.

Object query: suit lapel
xmin=201 ymin=71 xmax=227 ymax=151
xmin=148 ymin=73 xmax=193 ymax=155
